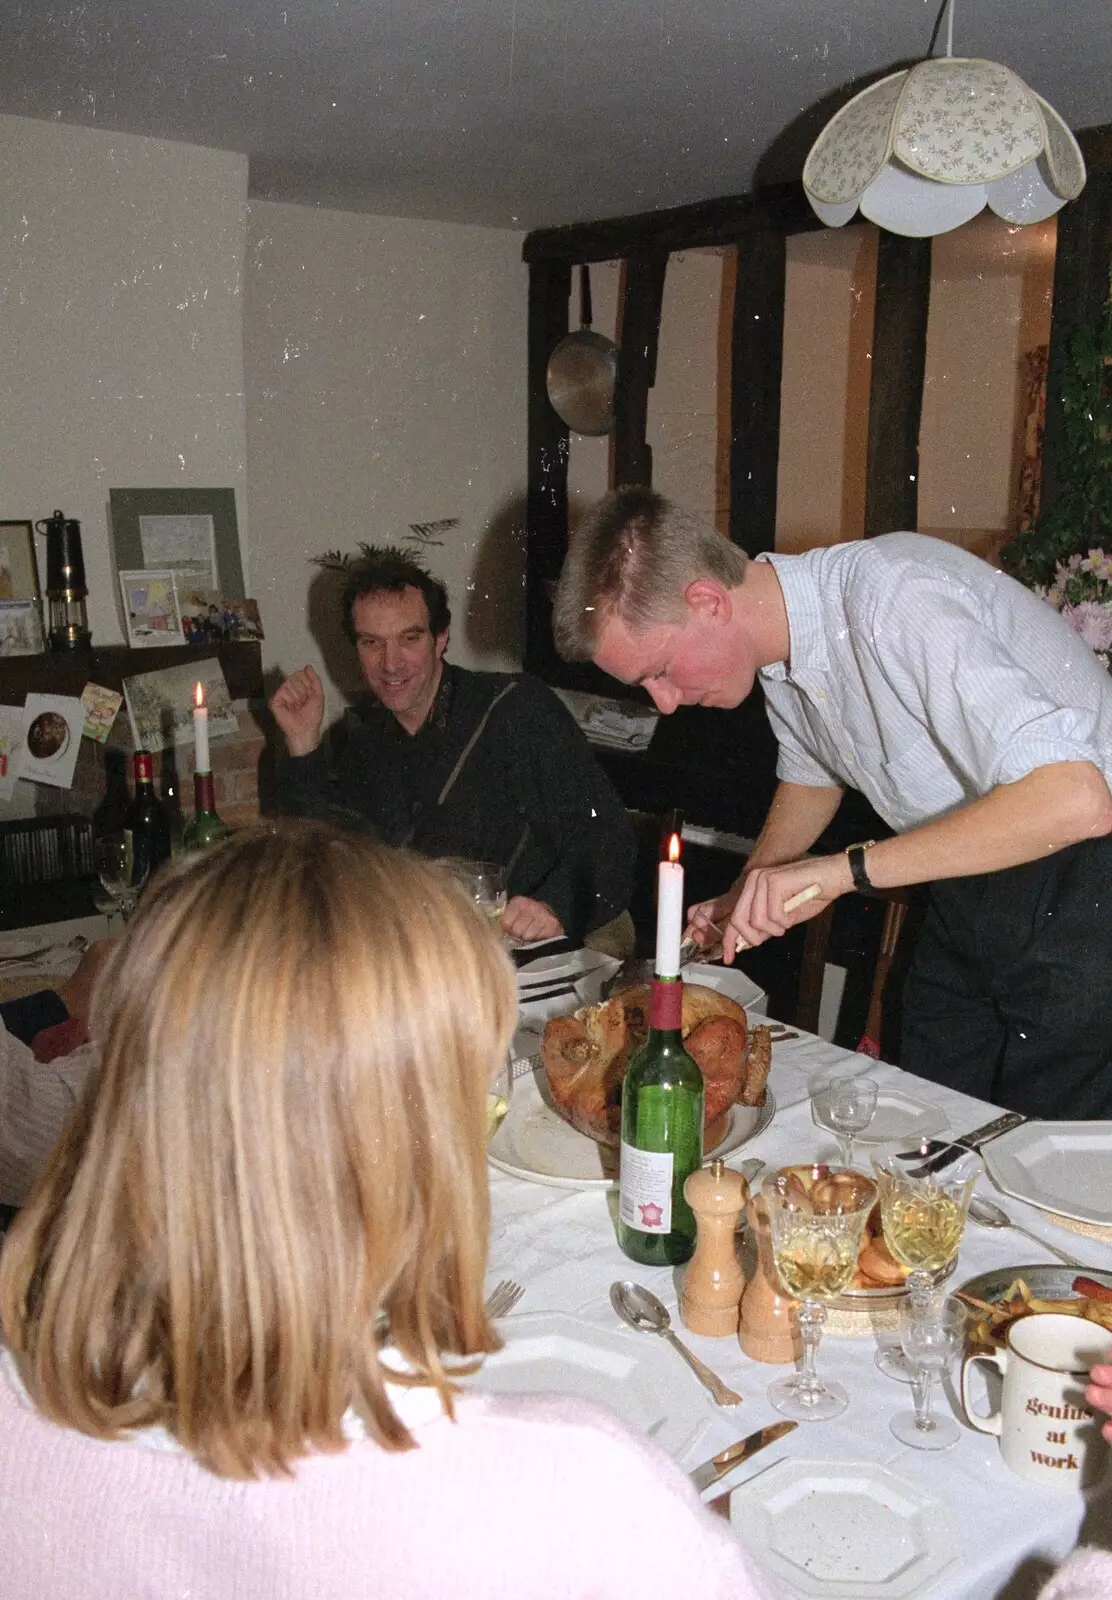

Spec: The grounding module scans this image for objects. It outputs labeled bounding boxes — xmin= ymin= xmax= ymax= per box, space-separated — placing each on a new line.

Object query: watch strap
xmin=846 ymin=840 xmax=876 ymax=894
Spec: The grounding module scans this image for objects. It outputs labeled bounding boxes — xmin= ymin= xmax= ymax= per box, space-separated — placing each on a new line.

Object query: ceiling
xmin=0 ymin=1 xmax=1107 ymax=231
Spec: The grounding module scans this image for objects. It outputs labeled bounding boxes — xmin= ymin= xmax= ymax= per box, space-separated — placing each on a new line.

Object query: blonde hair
xmin=552 ymin=486 xmax=748 ymax=658
xmin=0 ymin=821 xmax=517 ymax=1479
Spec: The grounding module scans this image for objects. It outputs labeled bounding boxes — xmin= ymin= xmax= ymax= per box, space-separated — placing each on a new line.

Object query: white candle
xmin=193 ymin=681 xmax=210 ymax=773
xmin=655 ymin=832 xmax=684 ymax=978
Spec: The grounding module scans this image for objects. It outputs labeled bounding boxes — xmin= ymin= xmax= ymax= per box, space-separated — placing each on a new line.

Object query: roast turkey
xmin=541 ymin=982 xmax=753 ymax=1149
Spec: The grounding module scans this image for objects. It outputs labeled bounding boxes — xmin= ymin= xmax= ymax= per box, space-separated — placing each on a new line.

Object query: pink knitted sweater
xmin=0 ymin=1357 xmax=776 ymax=1599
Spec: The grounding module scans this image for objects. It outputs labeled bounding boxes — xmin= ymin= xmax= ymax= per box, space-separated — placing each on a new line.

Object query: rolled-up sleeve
xmin=880 ymin=582 xmax=1109 ymax=791
xmin=0 ymin=1023 xmax=96 ymax=1206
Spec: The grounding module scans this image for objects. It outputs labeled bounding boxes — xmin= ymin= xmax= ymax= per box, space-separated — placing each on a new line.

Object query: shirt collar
xmin=755 ymin=551 xmax=829 ymax=682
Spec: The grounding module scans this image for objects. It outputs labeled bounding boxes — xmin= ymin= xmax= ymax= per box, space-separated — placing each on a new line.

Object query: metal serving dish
xmin=832 ymin=1260 xmax=955 ymax=1313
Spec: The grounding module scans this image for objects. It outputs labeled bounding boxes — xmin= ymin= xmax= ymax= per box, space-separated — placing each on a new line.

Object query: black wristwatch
xmin=846 ymin=840 xmax=876 ymax=894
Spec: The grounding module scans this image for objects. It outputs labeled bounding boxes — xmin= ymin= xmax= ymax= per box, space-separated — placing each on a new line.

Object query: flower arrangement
xmin=1035 ymin=551 xmax=1112 ymax=668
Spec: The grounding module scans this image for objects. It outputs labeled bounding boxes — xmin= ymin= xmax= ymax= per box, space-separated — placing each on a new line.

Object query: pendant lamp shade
xmin=803 ymin=58 xmax=1086 ymax=237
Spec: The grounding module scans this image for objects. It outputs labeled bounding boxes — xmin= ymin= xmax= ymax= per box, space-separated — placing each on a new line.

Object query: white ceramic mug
xmin=961 ymin=1312 xmax=1110 ymax=1489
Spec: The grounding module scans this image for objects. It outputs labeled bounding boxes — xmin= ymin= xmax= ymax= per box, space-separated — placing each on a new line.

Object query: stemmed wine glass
xmin=94 ymin=831 xmax=151 ymax=921
xmin=813 ymin=1072 xmax=879 ymax=1168
xmin=872 ymin=1141 xmax=981 ymax=1381
xmin=762 ymin=1169 xmax=877 ymax=1421
xmin=890 ymin=1293 xmax=966 ymax=1450
xmin=439 ymin=859 xmax=508 ymax=931
xmin=487 ymin=1052 xmax=513 ymax=1142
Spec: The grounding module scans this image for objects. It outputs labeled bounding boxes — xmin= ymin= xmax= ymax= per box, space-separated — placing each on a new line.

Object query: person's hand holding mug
xmin=1086 ymin=1356 xmax=1112 ymax=1443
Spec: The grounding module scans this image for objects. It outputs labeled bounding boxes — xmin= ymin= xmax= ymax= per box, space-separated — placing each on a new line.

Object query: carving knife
xmin=903 ymin=1111 xmax=1027 ymax=1177
xmin=688 ymin=1419 xmax=797 ymax=1494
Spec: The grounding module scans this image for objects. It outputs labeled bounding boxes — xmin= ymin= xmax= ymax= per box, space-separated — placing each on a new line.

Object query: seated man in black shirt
xmin=271 ymin=547 xmax=635 ymax=946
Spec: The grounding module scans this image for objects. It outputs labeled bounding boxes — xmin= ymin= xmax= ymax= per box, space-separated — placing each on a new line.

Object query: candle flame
xmin=667 ymin=832 xmax=681 ymax=864
xmin=194 ymin=681 xmax=205 ymax=709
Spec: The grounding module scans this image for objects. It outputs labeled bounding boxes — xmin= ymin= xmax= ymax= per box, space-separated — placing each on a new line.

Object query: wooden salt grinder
xmin=737 ymin=1191 xmax=798 ymax=1364
xmin=680 ymin=1159 xmax=748 ymax=1337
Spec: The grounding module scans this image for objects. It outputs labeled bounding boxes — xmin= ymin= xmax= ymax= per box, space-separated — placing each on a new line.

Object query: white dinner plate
xmin=488 ymin=1062 xmax=775 ymax=1189
xmin=516 ymin=948 xmax=616 ymax=986
xmin=458 ymin=1312 xmax=708 ymax=1460
xmin=729 ymin=1459 xmax=961 ymax=1597
xmin=983 ymin=1121 xmax=1112 ymax=1227
xmin=810 ymin=1087 xmax=948 ymax=1148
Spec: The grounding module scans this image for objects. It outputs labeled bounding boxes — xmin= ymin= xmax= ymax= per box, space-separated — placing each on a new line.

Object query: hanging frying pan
xmin=545 ymin=264 xmax=618 ymax=436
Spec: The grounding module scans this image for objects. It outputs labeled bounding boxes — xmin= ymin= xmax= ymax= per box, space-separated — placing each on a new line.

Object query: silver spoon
xmin=610 ymin=1281 xmax=743 ymax=1407
xmin=967 ymin=1194 xmax=1083 ymax=1267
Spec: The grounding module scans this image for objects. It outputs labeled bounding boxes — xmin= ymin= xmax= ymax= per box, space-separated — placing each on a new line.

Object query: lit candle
xmin=193 ymin=680 xmax=210 ymax=773
xmin=655 ymin=831 xmax=684 ymax=978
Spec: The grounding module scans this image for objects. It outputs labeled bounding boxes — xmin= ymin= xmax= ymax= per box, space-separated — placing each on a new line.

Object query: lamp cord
xmin=928 ymin=0 xmax=956 ymax=58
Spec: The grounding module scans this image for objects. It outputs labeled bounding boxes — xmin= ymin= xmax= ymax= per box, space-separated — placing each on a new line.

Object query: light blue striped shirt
xmin=757 ymin=534 xmax=1112 ymax=833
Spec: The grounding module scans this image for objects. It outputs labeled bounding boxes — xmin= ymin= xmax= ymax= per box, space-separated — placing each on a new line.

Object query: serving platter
xmin=959 ymin=1263 xmax=1112 ymax=1342
xmin=729 ymin=1459 xmax=960 ymax=1597
xmin=488 ymin=1062 xmax=775 ymax=1190
xmin=457 ymin=1312 xmax=709 ymax=1460
xmin=983 ymin=1121 xmax=1112 ymax=1228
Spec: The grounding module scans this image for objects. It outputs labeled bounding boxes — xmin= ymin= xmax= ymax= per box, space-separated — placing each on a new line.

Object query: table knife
xmin=688 ymin=1419 xmax=797 ymax=1493
xmin=903 ymin=1110 xmax=1027 ymax=1177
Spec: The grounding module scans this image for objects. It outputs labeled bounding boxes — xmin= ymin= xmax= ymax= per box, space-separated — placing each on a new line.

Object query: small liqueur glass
xmin=872 ymin=1141 xmax=981 ymax=1382
xmin=890 ymin=1293 xmax=966 ymax=1450
xmin=94 ymin=831 xmax=150 ymax=922
xmin=813 ymin=1071 xmax=879 ymax=1168
xmin=763 ymin=1169 xmax=877 ymax=1421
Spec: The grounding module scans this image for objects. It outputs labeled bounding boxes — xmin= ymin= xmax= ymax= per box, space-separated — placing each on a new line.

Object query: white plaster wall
xmin=0 ymin=114 xmax=249 ymax=645
xmin=243 ymin=200 xmax=527 ymax=704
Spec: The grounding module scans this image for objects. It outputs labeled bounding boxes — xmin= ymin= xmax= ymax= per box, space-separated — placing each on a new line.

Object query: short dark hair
xmin=340 ymin=546 xmax=451 ymax=643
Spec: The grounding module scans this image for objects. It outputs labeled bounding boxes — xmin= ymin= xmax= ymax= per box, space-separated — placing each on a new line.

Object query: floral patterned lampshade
xmin=803 ymin=57 xmax=1086 ymax=237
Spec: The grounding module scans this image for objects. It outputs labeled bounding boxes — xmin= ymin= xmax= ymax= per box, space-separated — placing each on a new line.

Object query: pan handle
xmin=579 ymin=263 xmax=593 ymax=330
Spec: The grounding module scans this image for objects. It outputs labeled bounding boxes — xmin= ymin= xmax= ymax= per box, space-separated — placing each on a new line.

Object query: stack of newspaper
xmin=553 ymin=689 xmax=659 ymax=752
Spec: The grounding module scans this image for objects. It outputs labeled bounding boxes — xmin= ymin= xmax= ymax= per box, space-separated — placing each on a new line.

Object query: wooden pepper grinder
xmin=738 ymin=1190 xmax=798 ymax=1363
xmin=680 ymin=1159 xmax=748 ymax=1336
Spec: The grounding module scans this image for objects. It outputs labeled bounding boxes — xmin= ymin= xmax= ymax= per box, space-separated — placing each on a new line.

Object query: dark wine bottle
xmin=182 ymin=770 xmax=231 ymax=851
xmin=617 ymin=976 xmax=705 ymax=1267
xmin=125 ymin=751 xmax=172 ymax=871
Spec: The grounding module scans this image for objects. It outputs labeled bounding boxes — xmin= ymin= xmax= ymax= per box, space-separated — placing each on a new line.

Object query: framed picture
xmin=177 ymin=584 xmax=265 ymax=644
xmin=119 ymin=569 xmax=186 ymax=648
xmin=0 ymin=520 xmax=40 ymax=601
xmin=108 ymin=488 xmax=244 ymax=597
xmin=123 ymin=659 xmax=238 ymax=753
xmin=0 ymin=599 xmax=46 ymax=657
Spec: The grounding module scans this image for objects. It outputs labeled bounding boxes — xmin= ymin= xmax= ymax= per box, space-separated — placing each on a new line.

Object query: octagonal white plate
xmin=811 ymin=1086 xmax=948 ymax=1148
xmin=983 ymin=1121 xmax=1112 ymax=1227
xmin=729 ymin=1459 xmax=960 ymax=1597
xmin=488 ymin=1061 xmax=774 ymax=1190
xmin=457 ymin=1312 xmax=709 ymax=1460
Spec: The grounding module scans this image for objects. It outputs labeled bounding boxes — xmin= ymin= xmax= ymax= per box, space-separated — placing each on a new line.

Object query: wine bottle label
xmin=619 ymin=1142 xmax=673 ymax=1233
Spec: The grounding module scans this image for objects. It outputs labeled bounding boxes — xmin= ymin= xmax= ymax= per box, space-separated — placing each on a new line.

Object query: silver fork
xmin=484 ymin=1280 xmax=525 ymax=1318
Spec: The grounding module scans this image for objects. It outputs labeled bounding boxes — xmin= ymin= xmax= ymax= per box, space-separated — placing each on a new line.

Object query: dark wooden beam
xmin=864 ymin=232 xmax=932 ymax=537
xmin=523 ymin=182 xmax=820 ymax=266
xmin=1041 ymin=168 xmax=1112 ymax=514
xmin=524 ymin=259 xmax=572 ymax=675
xmin=0 ymin=642 xmax=263 ymax=707
xmin=613 ymin=254 xmax=668 ymax=487
xmin=729 ymin=229 xmax=786 ymax=556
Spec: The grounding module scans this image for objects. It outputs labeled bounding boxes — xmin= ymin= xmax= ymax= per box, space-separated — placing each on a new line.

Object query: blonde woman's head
xmin=0 ymin=820 xmax=517 ymax=1478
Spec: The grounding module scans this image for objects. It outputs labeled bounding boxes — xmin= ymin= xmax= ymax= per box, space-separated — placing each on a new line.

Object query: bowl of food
xmin=26 ymin=711 xmax=70 ymax=762
xmin=540 ymin=981 xmax=772 ymax=1150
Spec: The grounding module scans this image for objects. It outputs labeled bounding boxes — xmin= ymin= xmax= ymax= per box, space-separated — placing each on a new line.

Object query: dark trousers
xmin=900 ymin=836 xmax=1112 ymax=1119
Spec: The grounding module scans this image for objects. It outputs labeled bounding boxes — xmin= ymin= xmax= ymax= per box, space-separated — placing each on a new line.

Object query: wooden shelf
xmin=0 ymin=642 xmax=264 ymax=705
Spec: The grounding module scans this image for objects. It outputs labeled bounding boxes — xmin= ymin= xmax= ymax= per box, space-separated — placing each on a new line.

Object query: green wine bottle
xmin=181 ymin=770 xmax=231 ymax=851
xmin=617 ymin=976 xmax=704 ymax=1267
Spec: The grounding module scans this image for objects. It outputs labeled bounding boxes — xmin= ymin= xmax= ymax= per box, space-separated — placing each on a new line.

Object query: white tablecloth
xmin=488 ymin=1007 xmax=1112 ymax=1600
